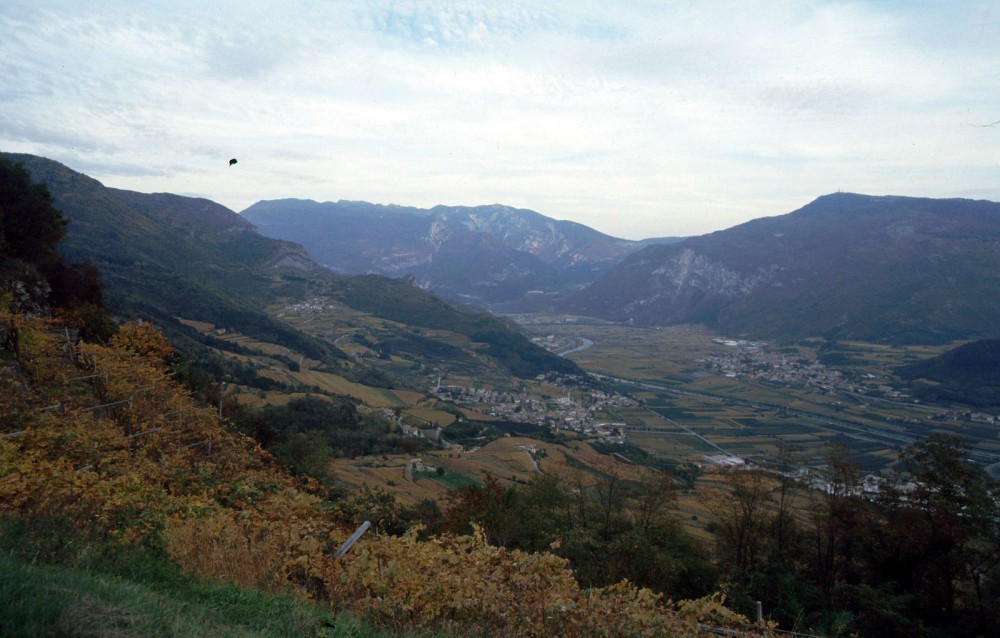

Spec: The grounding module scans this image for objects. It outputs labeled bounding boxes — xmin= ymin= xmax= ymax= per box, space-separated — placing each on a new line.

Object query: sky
xmin=2 ymin=1 xmax=998 ymax=239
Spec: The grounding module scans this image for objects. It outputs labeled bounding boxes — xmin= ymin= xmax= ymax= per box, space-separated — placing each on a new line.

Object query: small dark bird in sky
xmin=229 ymin=158 xmax=238 ymax=166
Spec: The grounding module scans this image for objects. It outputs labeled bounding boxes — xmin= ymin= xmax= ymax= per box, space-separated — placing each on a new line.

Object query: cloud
xmin=1 ymin=1 xmax=998 ymax=239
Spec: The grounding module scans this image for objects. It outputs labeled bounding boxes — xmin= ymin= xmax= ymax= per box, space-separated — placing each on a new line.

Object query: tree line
xmin=422 ymin=436 xmax=999 ymax=637
xmin=1 ymin=156 xmax=113 ymax=341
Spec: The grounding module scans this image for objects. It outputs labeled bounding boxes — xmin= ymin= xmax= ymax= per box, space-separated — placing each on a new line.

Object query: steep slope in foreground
xmin=0 ymin=316 xmax=752 ymax=637
xmin=565 ymin=193 xmax=1000 ymax=344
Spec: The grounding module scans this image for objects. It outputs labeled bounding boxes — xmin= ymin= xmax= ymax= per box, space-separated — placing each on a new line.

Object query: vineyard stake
xmin=334 ymin=520 xmax=371 ymax=559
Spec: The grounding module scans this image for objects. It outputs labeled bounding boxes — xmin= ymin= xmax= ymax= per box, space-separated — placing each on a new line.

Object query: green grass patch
xmin=415 ymin=469 xmax=480 ymax=489
xmin=0 ymin=516 xmax=419 ymax=638
xmin=0 ymin=550 xmax=378 ymax=638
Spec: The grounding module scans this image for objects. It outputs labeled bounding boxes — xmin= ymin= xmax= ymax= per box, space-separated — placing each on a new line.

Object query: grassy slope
xmin=0 ymin=552 xmax=334 ymax=638
xmin=0 ymin=547 xmax=419 ymax=638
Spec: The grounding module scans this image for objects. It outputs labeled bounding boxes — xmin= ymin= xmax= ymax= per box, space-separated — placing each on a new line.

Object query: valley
xmin=516 ymin=317 xmax=1000 ymax=475
xmin=5 ymin=151 xmax=1000 ymax=636
xmin=189 ymin=286 xmax=1000 ymax=520
xmin=175 ymin=282 xmax=1000 ymax=501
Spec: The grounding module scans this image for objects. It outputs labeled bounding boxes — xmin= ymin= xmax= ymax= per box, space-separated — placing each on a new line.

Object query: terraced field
xmin=331 ymin=436 xmax=652 ymax=506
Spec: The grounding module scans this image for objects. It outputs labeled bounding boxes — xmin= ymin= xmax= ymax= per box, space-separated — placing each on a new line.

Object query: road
xmin=589 ymin=373 xmax=1000 ymax=466
xmin=557 ymin=337 xmax=594 ymax=357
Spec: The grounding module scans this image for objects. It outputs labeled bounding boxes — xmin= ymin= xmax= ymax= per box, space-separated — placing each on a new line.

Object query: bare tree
xmin=705 ymin=467 xmax=776 ymax=572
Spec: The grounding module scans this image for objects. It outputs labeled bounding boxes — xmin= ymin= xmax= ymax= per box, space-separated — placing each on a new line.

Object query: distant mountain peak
xmin=241 ymin=198 xmax=675 ymax=309
xmin=566 ymin=193 xmax=1000 ymax=344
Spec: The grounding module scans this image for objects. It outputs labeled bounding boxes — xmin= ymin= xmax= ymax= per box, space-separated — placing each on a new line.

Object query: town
xmin=430 ymin=374 xmax=639 ymax=438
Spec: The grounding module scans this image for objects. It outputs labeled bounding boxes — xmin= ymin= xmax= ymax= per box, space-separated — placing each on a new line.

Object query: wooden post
xmin=756 ymin=600 xmax=763 ymax=629
xmin=64 ymin=327 xmax=74 ymax=362
xmin=334 ymin=521 xmax=371 ymax=559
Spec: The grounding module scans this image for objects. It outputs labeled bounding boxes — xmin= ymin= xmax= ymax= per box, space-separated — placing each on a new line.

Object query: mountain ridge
xmin=3 ymin=152 xmax=579 ymax=381
xmin=241 ymin=198 xmax=680 ymax=308
xmin=564 ymin=192 xmax=1000 ymax=344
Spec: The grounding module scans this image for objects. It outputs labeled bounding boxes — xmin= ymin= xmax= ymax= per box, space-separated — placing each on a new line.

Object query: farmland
xmin=515 ymin=315 xmax=1000 ymax=474
xmin=179 ymin=302 xmax=1000 ymax=522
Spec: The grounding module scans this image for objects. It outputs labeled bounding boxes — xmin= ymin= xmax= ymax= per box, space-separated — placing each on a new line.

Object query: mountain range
xmin=8 ymin=151 xmax=999 ymax=350
xmin=565 ymin=193 xmax=1000 ymax=344
xmin=3 ymin=153 xmax=578 ymax=383
xmin=241 ymin=199 xmax=678 ymax=309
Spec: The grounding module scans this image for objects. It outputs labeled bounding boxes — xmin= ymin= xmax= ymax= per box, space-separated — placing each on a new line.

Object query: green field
xmin=516 ymin=316 xmax=998 ymax=473
xmin=415 ymin=469 xmax=480 ymax=489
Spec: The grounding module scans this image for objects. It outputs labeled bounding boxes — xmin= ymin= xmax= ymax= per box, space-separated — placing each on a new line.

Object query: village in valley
xmin=428 ymin=374 xmax=639 ymax=440
xmin=413 ymin=331 xmax=1000 ymax=455
xmin=702 ymin=338 xmax=998 ymax=426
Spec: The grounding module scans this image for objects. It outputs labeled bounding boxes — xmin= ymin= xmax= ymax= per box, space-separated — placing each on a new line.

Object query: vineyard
xmin=0 ymin=312 xmax=762 ymax=637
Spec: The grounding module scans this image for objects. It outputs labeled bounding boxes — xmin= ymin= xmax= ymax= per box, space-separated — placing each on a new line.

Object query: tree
xmin=705 ymin=468 xmax=776 ymax=573
xmin=0 ymin=157 xmax=66 ymax=268
xmin=111 ymin=320 xmax=175 ymax=362
xmin=442 ymin=474 xmax=521 ymax=546
xmin=893 ymin=434 xmax=1000 ymax=633
xmin=632 ymin=466 xmax=679 ymax=531
xmin=509 ymin=472 xmax=571 ymax=552
xmin=806 ymin=441 xmax=871 ymax=616
xmin=0 ymin=157 xmax=112 ymax=340
xmin=592 ymin=456 xmax=629 ymax=542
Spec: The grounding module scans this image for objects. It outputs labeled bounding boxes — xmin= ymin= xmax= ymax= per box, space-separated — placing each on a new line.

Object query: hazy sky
xmin=2 ymin=1 xmax=998 ymax=239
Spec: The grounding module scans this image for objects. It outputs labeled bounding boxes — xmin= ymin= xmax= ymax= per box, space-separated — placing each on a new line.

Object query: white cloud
xmin=1 ymin=0 xmax=998 ymax=239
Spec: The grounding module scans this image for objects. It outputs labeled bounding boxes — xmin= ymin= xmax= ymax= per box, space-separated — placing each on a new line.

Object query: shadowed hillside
xmin=898 ymin=339 xmax=1000 ymax=407
xmin=565 ymin=193 xmax=1000 ymax=344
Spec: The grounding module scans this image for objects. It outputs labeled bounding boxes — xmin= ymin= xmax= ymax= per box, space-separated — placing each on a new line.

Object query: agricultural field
xmin=515 ymin=315 xmax=999 ymax=474
xmin=275 ymin=298 xmax=524 ymax=393
xmin=331 ymin=436 xmax=655 ymax=506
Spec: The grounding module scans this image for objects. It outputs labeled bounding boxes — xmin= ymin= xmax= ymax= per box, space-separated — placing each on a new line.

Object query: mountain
xmin=564 ymin=193 xmax=1000 ymax=344
xmin=3 ymin=153 xmax=579 ymax=380
xmin=898 ymin=339 xmax=1000 ymax=407
xmin=2 ymin=153 xmax=339 ymax=358
xmin=241 ymin=199 xmax=677 ymax=308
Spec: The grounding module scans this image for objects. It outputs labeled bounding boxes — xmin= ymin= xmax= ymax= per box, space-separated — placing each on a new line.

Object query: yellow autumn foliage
xmin=0 ymin=313 xmax=767 ymax=637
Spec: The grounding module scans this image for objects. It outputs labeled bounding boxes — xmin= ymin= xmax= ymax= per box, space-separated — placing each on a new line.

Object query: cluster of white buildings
xmin=431 ymin=377 xmax=639 ymax=437
xmin=703 ymin=340 xmax=910 ymax=401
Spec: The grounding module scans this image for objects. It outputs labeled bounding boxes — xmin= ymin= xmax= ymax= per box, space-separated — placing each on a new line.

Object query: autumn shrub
xmin=326 ymin=525 xmax=756 ymax=637
xmin=0 ymin=313 xmax=762 ymax=637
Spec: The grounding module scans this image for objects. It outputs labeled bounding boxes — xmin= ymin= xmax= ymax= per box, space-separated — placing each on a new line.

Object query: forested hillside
xmin=566 ymin=193 xmax=1000 ymax=344
xmin=3 ymin=153 xmax=579 ymax=384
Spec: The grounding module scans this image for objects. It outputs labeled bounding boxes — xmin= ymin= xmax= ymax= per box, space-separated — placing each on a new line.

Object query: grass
xmin=0 ymin=552 xmax=353 ymax=637
xmin=0 ymin=517 xmax=420 ymax=638
xmin=415 ymin=469 xmax=479 ymax=489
